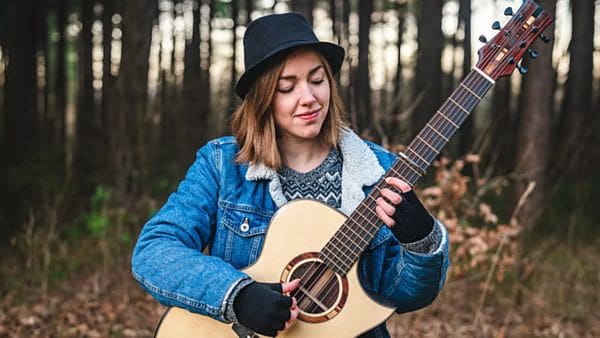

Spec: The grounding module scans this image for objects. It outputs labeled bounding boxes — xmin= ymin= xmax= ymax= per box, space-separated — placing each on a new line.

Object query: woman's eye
xmin=277 ymin=87 xmax=293 ymax=93
xmin=311 ymin=79 xmax=324 ymax=85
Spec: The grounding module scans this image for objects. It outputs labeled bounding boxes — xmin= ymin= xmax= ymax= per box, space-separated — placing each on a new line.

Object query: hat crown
xmin=236 ymin=12 xmax=344 ymax=99
xmin=243 ymin=13 xmax=319 ymax=70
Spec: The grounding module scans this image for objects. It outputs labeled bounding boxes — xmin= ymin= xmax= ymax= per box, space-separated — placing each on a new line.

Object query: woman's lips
xmin=296 ymin=109 xmax=320 ymax=121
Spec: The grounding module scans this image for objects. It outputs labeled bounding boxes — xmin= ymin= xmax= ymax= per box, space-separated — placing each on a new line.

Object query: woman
xmin=132 ymin=12 xmax=449 ymax=337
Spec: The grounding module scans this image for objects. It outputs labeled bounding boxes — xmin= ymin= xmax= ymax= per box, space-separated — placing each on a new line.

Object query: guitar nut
xmin=240 ymin=218 xmax=250 ymax=232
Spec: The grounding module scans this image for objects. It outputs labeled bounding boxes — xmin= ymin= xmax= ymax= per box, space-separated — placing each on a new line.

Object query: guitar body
xmin=155 ymin=200 xmax=394 ymax=338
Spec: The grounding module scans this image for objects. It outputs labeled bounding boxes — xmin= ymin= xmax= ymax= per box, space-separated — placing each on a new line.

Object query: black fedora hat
xmin=235 ymin=12 xmax=345 ymax=99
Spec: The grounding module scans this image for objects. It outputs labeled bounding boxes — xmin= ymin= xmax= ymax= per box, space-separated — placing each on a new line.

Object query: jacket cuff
xmin=222 ymin=277 xmax=254 ymax=323
xmin=400 ymin=220 xmax=443 ymax=253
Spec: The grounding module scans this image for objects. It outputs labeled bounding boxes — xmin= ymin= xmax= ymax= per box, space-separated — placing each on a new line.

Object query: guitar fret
xmin=416 ymin=135 xmax=439 ymax=154
xmin=335 ymin=226 xmax=367 ymax=253
xmin=437 ymin=111 xmax=459 ymax=127
xmin=460 ymin=82 xmax=482 ymax=99
xmin=448 ymin=97 xmax=470 ymax=115
xmin=406 ymin=148 xmax=428 ymax=165
xmin=343 ymin=220 xmax=371 ymax=247
xmin=426 ymin=123 xmax=449 ymax=142
xmin=390 ymin=165 xmax=419 ymax=181
xmin=321 ymin=247 xmax=350 ymax=273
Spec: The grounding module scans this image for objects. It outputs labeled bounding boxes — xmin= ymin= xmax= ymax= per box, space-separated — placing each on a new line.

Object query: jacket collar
xmin=245 ymin=128 xmax=385 ymax=215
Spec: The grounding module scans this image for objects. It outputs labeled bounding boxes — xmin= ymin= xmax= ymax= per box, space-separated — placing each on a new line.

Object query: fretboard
xmin=320 ymin=69 xmax=495 ymax=275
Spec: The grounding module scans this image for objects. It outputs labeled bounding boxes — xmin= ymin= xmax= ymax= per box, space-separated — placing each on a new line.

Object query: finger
xmin=284 ymin=299 xmax=300 ymax=330
xmin=376 ymin=197 xmax=396 ymax=216
xmin=376 ymin=205 xmax=395 ymax=227
xmin=380 ymin=188 xmax=403 ymax=205
xmin=277 ymin=294 xmax=293 ymax=308
xmin=385 ymin=177 xmax=412 ymax=193
xmin=281 ymin=279 xmax=301 ymax=294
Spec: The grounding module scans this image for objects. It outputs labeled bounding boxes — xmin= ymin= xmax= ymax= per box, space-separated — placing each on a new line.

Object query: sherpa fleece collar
xmin=245 ymin=128 xmax=385 ymax=215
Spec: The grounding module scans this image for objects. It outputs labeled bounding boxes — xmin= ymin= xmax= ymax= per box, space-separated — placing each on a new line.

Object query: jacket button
xmin=240 ymin=218 xmax=250 ymax=232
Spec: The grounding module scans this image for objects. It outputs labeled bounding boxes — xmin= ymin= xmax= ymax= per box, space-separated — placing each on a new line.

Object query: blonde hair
xmin=231 ymin=48 xmax=347 ymax=169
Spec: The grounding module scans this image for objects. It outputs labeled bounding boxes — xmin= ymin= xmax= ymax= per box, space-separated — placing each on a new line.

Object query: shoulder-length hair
xmin=230 ymin=48 xmax=348 ymax=169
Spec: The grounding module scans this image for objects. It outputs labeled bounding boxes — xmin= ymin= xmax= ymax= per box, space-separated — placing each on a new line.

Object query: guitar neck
xmin=321 ymin=68 xmax=495 ymax=275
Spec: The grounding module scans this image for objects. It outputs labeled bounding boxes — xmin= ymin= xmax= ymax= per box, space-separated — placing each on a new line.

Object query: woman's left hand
xmin=375 ymin=177 xmax=412 ymax=227
xmin=375 ymin=177 xmax=434 ymax=243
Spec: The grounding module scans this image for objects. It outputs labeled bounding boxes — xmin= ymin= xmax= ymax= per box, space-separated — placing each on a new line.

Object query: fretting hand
xmin=375 ymin=177 xmax=434 ymax=243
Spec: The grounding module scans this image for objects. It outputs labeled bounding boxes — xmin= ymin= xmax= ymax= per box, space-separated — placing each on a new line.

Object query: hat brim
xmin=235 ymin=41 xmax=345 ymax=99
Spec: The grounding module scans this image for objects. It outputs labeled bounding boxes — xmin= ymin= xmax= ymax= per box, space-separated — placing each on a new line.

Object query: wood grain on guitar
xmin=154 ymin=1 xmax=553 ymax=337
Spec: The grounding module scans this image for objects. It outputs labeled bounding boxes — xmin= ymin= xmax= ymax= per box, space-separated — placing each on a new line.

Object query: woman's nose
xmin=298 ymin=81 xmax=317 ymax=106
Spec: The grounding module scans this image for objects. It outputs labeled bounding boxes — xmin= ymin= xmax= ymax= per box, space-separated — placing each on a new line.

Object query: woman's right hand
xmin=233 ymin=279 xmax=300 ymax=336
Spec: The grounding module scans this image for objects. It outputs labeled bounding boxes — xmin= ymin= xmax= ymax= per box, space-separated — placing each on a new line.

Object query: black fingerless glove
xmin=233 ymin=282 xmax=292 ymax=337
xmin=391 ymin=190 xmax=434 ymax=243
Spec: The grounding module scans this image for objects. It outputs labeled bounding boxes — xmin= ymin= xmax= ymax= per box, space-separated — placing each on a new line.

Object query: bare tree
xmin=54 ymin=0 xmax=67 ymax=175
xmin=557 ymin=0 xmax=595 ymax=180
xmin=113 ymin=0 xmax=158 ymax=198
xmin=0 ymin=0 xmax=39 ymax=242
xmin=75 ymin=0 xmax=99 ymax=196
xmin=291 ymin=0 xmax=314 ymax=24
xmin=183 ymin=0 xmax=205 ymax=158
xmin=457 ymin=0 xmax=473 ymax=154
xmin=413 ymin=0 xmax=443 ymax=139
xmin=355 ymin=0 xmax=373 ymax=134
xmin=230 ymin=0 xmax=239 ymax=110
xmin=513 ymin=0 xmax=556 ymax=229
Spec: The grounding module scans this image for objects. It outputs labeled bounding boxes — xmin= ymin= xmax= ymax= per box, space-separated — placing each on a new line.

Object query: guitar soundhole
xmin=282 ymin=252 xmax=348 ymax=323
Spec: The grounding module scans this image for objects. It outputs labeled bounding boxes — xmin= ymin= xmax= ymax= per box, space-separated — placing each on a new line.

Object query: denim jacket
xmin=131 ymin=129 xmax=450 ymax=337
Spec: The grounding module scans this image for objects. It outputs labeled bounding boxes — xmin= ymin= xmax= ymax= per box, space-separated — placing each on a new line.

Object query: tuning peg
xmin=479 ymin=35 xmax=487 ymax=43
xmin=519 ymin=41 xmax=527 ymax=48
xmin=507 ymin=56 xmax=515 ymax=64
xmin=492 ymin=21 xmax=501 ymax=30
xmin=516 ymin=63 xmax=528 ymax=74
xmin=528 ymin=49 xmax=538 ymax=59
xmin=539 ymin=34 xmax=550 ymax=43
xmin=504 ymin=7 xmax=513 ymax=16
xmin=532 ymin=26 xmax=539 ymax=33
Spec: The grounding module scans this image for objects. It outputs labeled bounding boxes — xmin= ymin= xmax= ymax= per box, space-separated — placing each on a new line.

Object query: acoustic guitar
xmin=155 ymin=1 xmax=552 ymax=337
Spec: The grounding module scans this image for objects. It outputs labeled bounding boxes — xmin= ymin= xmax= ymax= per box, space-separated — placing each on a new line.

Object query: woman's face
xmin=271 ymin=49 xmax=331 ymax=144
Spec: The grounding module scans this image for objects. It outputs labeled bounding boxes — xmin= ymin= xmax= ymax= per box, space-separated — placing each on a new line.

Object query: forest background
xmin=0 ymin=0 xmax=599 ymax=337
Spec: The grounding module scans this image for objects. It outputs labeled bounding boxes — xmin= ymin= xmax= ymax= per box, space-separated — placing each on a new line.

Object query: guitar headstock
xmin=475 ymin=0 xmax=553 ymax=80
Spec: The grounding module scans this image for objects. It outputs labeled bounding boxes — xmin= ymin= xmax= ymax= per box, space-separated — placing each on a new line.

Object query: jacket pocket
xmin=218 ymin=203 xmax=272 ymax=269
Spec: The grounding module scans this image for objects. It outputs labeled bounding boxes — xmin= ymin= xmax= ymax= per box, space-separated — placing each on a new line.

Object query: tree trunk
xmin=413 ymin=0 xmax=443 ymax=138
xmin=355 ymin=0 xmax=373 ymax=135
xmin=230 ymin=0 xmax=239 ymax=110
xmin=391 ymin=0 xmax=406 ymax=144
xmin=291 ymin=0 xmax=314 ymax=24
xmin=342 ymin=0 xmax=351 ymax=114
xmin=113 ymin=0 xmax=158 ymax=198
xmin=183 ymin=0 xmax=205 ymax=159
xmin=0 ymin=0 xmax=39 ymax=241
xmin=457 ymin=0 xmax=473 ymax=154
xmin=75 ymin=0 xmax=99 ymax=197
xmin=486 ymin=77 xmax=513 ymax=175
xmin=54 ymin=0 xmax=67 ymax=176
xmin=512 ymin=0 xmax=556 ymax=229
xmin=102 ymin=0 xmax=114 ymax=128
xmin=557 ymin=0 xmax=595 ymax=180
xmin=246 ymin=0 xmax=254 ymax=21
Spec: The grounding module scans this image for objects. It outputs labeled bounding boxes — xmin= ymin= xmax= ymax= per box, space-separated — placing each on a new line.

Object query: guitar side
xmin=155 ymin=200 xmax=395 ymax=338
